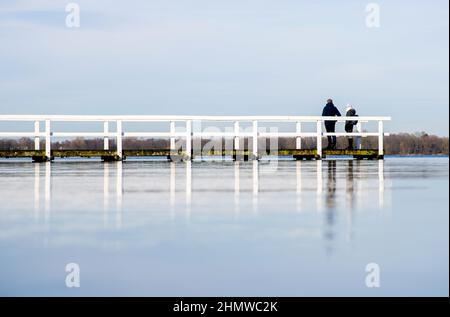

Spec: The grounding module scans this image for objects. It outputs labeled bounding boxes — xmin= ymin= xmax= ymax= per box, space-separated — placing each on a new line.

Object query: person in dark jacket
xmin=322 ymin=99 xmax=341 ymax=149
xmin=344 ymin=104 xmax=358 ymax=150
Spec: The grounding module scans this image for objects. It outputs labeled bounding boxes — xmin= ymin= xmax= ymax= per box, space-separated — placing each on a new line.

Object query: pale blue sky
xmin=0 ymin=0 xmax=448 ymax=135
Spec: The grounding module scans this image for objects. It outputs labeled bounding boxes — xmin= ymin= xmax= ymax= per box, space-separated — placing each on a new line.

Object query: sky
xmin=0 ymin=0 xmax=448 ymax=135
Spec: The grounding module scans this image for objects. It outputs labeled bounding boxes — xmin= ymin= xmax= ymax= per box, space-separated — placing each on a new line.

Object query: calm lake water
xmin=0 ymin=157 xmax=448 ymax=296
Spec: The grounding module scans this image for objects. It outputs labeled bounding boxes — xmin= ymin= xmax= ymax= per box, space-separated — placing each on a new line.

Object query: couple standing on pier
xmin=322 ymin=98 xmax=358 ymax=150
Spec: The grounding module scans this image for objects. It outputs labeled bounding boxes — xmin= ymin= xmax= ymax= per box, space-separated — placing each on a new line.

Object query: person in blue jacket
xmin=322 ymin=99 xmax=341 ymax=149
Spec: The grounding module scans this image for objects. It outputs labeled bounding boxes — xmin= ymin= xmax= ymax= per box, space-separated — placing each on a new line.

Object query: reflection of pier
xmin=170 ymin=162 xmax=176 ymax=216
xmin=103 ymin=163 xmax=109 ymax=227
xmin=34 ymin=163 xmax=40 ymax=219
xmin=116 ymin=161 xmax=123 ymax=229
xmin=100 ymin=162 xmax=124 ymax=229
xmin=234 ymin=162 xmax=240 ymax=214
xmin=33 ymin=162 xmax=51 ymax=221
xmin=252 ymin=160 xmax=259 ymax=213
xmin=378 ymin=160 xmax=384 ymax=209
xmin=32 ymin=161 xmax=386 ymax=225
xmin=185 ymin=161 xmax=192 ymax=217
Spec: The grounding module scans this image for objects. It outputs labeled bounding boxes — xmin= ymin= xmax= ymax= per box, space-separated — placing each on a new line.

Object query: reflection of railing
xmin=32 ymin=160 xmax=386 ymax=228
xmin=26 ymin=159 xmax=389 ymax=253
xmin=0 ymin=115 xmax=391 ymax=161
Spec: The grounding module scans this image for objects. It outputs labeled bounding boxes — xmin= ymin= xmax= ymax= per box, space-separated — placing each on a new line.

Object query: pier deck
xmin=0 ymin=149 xmax=382 ymax=161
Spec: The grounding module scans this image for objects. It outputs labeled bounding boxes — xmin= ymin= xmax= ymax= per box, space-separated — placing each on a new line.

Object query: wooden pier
xmin=0 ymin=115 xmax=390 ymax=162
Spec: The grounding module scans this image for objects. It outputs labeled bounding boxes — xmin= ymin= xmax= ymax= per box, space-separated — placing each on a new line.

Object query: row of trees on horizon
xmin=0 ymin=133 xmax=448 ymax=155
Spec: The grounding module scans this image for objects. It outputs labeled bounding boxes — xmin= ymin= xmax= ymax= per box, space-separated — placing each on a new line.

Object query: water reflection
xmin=186 ymin=161 xmax=192 ymax=217
xmin=346 ymin=161 xmax=356 ymax=210
xmin=10 ymin=157 xmax=446 ymax=296
xmin=234 ymin=161 xmax=240 ymax=214
xmin=34 ymin=163 xmax=40 ymax=220
xmin=316 ymin=160 xmax=323 ymax=212
xmin=252 ymin=160 xmax=259 ymax=213
xmin=103 ymin=163 xmax=109 ymax=227
xmin=379 ymin=160 xmax=384 ymax=209
xmin=31 ymin=159 xmax=388 ymax=225
xmin=44 ymin=162 xmax=51 ymax=223
xmin=170 ymin=162 xmax=176 ymax=215
xmin=346 ymin=161 xmax=355 ymax=242
xmin=116 ymin=161 xmax=123 ymax=229
xmin=296 ymin=161 xmax=302 ymax=212
xmin=326 ymin=161 xmax=337 ymax=210
xmin=324 ymin=161 xmax=337 ymax=255
xmin=31 ymin=162 xmax=51 ymax=226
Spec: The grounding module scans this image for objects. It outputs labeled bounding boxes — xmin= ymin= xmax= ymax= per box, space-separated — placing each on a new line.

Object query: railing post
xmin=45 ymin=120 xmax=51 ymax=160
xmin=116 ymin=120 xmax=123 ymax=160
xmin=234 ymin=121 xmax=240 ymax=151
xmin=170 ymin=121 xmax=176 ymax=152
xmin=356 ymin=122 xmax=362 ymax=149
xmin=252 ymin=120 xmax=258 ymax=160
xmin=378 ymin=120 xmax=384 ymax=157
xmin=34 ymin=121 xmax=40 ymax=150
xmin=186 ymin=120 xmax=192 ymax=160
xmin=103 ymin=121 xmax=109 ymax=150
xmin=296 ymin=121 xmax=302 ymax=149
xmin=316 ymin=120 xmax=322 ymax=159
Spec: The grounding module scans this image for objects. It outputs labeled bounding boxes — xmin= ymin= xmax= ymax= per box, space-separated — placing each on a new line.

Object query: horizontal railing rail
xmin=0 ymin=115 xmax=391 ymax=160
xmin=0 ymin=115 xmax=391 ymax=121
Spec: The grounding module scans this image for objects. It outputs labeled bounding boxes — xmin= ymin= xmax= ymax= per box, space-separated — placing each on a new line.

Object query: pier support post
xmin=252 ymin=120 xmax=258 ymax=160
xmin=103 ymin=121 xmax=109 ymax=150
xmin=185 ymin=120 xmax=192 ymax=160
xmin=316 ymin=120 xmax=322 ymax=159
xmin=116 ymin=120 xmax=123 ymax=160
xmin=170 ymin=121 xmax=176 ymax=152
xmin=233 ymin=121 xmax=247 ymax=160
xmin=296 ymin=121 xmax=302 ymax=149
xmin=356 ymin=122 xmax=362 ymax=150
xmin=34 ymin=121 xmax=40 ymax=151
xmin=234 ymin=121 xmax=240 ymax=151
xmin=45 ymin=120 xmax=51 ymax=161
xmin=169 ymin=121 xmax=182 ymax=161
xmin=378 ymin=120 xmax=384 ymax=159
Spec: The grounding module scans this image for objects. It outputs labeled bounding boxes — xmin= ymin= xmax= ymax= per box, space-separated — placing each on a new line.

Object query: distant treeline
xmin=0 ymin=132 xmax=448 ymax=155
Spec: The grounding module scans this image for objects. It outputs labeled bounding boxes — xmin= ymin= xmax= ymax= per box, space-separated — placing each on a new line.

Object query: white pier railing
xmin=0 ymin=115 xmax=391 ymax=160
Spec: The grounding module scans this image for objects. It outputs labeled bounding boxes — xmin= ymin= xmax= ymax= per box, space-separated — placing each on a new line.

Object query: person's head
xmin=346 ymin=104 xmax=354 ymax=112
xmin=326 ymin=98 xmax=333 ymax=104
